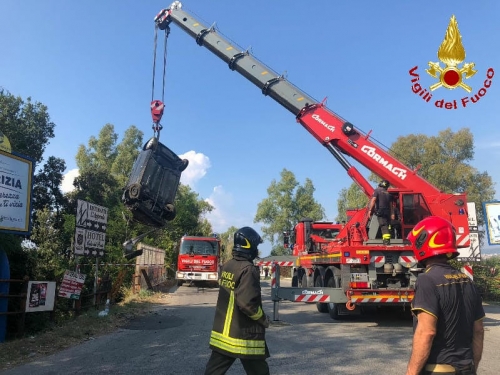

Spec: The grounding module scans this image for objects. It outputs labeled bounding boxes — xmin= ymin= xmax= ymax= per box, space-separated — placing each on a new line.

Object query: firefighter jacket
xmin=209 ymin=254 xmax=270 ymax=359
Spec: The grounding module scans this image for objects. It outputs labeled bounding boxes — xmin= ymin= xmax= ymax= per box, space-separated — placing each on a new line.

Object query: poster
xmin=58 ymin=270 xmax=86 ymax=300
xmin=25 ymin=281 xmax=56 ymax=312
xmin=484 ymin=201 xmax=500 ymax=246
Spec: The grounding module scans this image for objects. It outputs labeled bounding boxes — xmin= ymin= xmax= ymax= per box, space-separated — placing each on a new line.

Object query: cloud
xmin=61 ymin=168 xmax=80 ymax=193
xmin=204 ymin=185 xmax=234 ymax=233
xmin=179 ymin=150 xmax=211 ymax=189
xmin=203 ymin=185 xmax=250 ymax=234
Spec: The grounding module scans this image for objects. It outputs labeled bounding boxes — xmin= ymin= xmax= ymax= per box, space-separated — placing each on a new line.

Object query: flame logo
xmin=426 ymin=15 xmax=477 ymax=92
xmin=437 ymin=15 xmax=465 ymax=67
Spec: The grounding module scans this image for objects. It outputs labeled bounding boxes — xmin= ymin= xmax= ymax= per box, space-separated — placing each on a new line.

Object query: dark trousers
xmin=204 ymin=350 xmax=270 ymax=375
xmin=377 ymin=216 xmax=390 ymax=236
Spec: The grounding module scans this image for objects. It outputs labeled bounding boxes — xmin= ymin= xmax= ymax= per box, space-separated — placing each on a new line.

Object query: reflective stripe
xmin=210 ymin=331 xmax=266 ymax=355
xmin=249 ymin=306 xmax=263 ymax=320
xmin=223 ymin=290 xmax=235 ymax=336
xmin=424 ymin=364 xmax=456 ymax=372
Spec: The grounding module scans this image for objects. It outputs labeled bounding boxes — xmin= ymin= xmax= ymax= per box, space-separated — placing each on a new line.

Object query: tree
xmin=0 ymin=89 xmax=57 ymax=277
xmin=335 ymin=183 xmax=369 ymax=224
xmin=219 ymin=226 xmax=239 ymax=263
xmin=111 ymin=125 xmax=143 ymax=186
xmin=33 ymin=156 xmax=68 ymax=228
xmin=389 ymin=128 xmax=495 ymax=223
xmin=254 ymin=169 xmax=325 ymax=251
xmin=0 ymin=88 xmax=55 ymax=164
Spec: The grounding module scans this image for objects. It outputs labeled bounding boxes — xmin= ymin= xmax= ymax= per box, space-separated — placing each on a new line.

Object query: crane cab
xmin=122 ymin=137 xmax=188 ymax=228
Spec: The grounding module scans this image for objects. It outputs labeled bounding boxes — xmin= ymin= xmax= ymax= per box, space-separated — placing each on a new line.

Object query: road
xmin=2 ymin=280 xmax=499 ymax=375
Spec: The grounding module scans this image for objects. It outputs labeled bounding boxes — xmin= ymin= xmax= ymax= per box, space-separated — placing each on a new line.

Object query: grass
xmin=0 ymin=284 xmax=174 ymax=371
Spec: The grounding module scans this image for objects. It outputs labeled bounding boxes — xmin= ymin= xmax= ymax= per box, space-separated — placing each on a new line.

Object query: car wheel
xmin=143 ymin=137 xmax=158 ymax=151
xmin=179 ymin=159 xmax=189 ymax=172
xmin=128 ymin=184 xmax=141 ymax=200
xmin=163 ymin=204 xmax=177 ymax=221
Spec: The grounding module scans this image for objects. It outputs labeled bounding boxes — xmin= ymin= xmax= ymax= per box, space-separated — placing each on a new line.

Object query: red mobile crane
xmin=155 ymin=2 xmax=472 ymax=318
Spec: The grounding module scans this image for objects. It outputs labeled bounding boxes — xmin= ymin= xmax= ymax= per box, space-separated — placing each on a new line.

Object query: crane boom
xmin=156 ymin=2 xmax=470 ymax=244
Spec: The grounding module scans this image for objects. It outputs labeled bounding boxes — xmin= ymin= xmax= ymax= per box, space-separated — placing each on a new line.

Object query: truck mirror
xmin=283 ymin=230 xmax=290 ymax=248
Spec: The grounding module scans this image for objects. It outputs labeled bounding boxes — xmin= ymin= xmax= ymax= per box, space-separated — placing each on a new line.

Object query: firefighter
xmin=405 ymin=216 xmax=485 ymax=375
xmin=368 ymin=179 xmax=394 ymax=245
xmin=204 ymin=226 xmax=271 ymax=375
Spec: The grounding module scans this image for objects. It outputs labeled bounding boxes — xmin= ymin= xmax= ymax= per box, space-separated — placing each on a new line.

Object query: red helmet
xmin=406 ymin=216 xmax=459 ymax=262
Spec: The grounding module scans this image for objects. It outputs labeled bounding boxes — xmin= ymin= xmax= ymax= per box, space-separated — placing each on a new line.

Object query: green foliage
xmin=254 ymin=168 xmax=325 ymax=250
xmin=26 ymin=208 xmax=69 ymax=280
xmin=0 ymin=88 xmax=55 ymax=164
xmin=389 ymin=128 xmax=494 ymax=223
xmin=33 ymin=156 xmax=68 ymax=229
xmin=335 ymin=128 xmax=495 ymax=236
xmin=335 ymin=183 xmax=369 ymax=223
xmin=453 ymin=258 xmax=500 ymax=302
xmin=219 ymin=226 xmax=239 ymax=264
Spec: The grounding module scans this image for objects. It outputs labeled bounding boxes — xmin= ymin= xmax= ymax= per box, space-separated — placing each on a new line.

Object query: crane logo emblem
xmin=408 ymin=15 xmax=494 ymax=109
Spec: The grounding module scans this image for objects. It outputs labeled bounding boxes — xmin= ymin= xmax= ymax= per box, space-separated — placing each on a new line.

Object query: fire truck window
xmin=180 ymin=240 xmax=218 ymax=255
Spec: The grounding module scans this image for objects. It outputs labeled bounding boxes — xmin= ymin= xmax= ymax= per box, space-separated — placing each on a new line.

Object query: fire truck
xmin=175 ymin=234 xmax=224 ymax=287
xmin=156 ymin=2 xmax=473 ymax=317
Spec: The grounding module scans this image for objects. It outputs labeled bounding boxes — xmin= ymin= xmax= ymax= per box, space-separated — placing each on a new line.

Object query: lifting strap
xmin=151 ymin=24 xmax=170 ymax=140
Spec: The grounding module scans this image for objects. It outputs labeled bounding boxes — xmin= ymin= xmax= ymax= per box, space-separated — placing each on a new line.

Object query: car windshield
xmin=180 ymin=240 xmax=218 ymax=255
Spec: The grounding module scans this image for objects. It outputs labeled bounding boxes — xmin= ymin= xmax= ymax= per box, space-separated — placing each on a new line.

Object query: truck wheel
xmin=291 ymin=275 xmax=298 ymax=287
xmin=326 ymin=277 xmax=343 ymax=320
xmin=177 ymin=280 xmax=183 ymax=286
xmin=128 ymin=183 xmax=141 ymax=200
xmin=315 ymin=276 xmax=328 ymax=313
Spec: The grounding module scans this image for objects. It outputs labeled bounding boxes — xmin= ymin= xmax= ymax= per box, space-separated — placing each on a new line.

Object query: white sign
xmin=58 ymin=270 xmax=86 ymax=299
xmin=25 ymin=281 xmax=56 ymax=313
xmin=74 ymin=227 xmax=86 ymax=255
xmin=76 ymin=199 xmax=108 ymax=232
xmin=75 ymin=199 xmax=108 ymax=257
xmin=85 ymin=229 xmax=106 ymax=250
xmin=467 ymin=202 xmax=478 ymax=229
xmin=457 ymin=232 xmax=480 ymax=259
xmin=484 ymin=201 xmax=500 ymax=246
xmin=0 ymin=150 xmax=33 ymax=234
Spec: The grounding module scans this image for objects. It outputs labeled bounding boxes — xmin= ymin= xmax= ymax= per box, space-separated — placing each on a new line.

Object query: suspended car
xmin=122 ymin=137 xmax=189 ymax=228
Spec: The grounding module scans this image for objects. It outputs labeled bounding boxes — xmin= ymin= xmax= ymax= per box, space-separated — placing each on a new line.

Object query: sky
xmin=1 ymin=1 xmax=500 ymax=257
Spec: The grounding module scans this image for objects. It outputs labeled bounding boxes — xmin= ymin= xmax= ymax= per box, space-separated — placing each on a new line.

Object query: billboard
xmin=0 ymin=150 xmax=34 ymax=235
xmin=25 ymin=281 xmax=56 ymax=313
xmin=483 ymin=201 xmax=500 ymax=246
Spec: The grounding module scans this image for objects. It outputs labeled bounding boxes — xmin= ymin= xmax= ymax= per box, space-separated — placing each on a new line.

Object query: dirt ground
xmin=0 ymin=282 xmax=176 ymax=372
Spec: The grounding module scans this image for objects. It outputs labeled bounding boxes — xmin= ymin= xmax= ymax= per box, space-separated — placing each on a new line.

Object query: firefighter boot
xmin=382 ymin=233 xmax=391 ymax=245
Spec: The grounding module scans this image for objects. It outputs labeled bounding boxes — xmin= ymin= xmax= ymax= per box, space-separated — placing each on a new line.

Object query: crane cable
xmin=150 ymin=24 xmax=170 ymax=140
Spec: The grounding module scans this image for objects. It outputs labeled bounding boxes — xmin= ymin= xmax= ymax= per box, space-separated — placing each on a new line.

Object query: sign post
xmin=74 ymin=200 xmax=108 ymax=305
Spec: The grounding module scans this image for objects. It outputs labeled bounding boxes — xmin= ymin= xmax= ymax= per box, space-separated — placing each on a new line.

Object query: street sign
xmin=58 ymin=270 xmax=86 ymax=300
xmin=75 ymin=199 xmax=108 ymax=257
xmin=76 ymin=200 xmax=108 ymax=232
